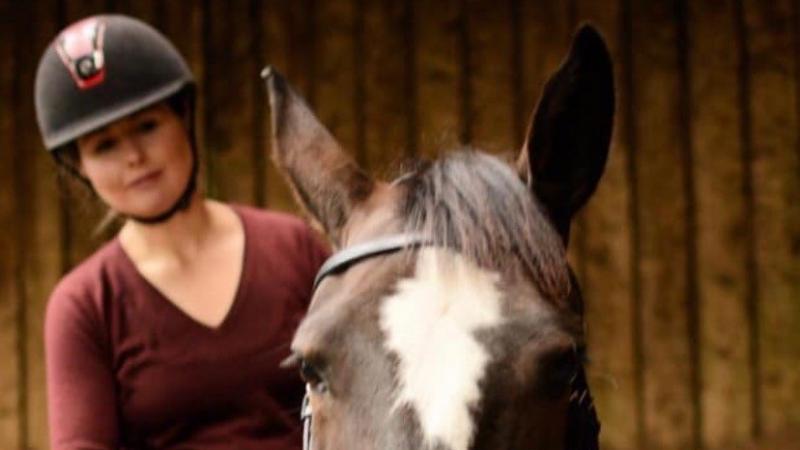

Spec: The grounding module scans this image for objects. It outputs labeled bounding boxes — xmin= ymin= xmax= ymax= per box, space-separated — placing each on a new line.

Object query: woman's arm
xmin=45 ymin=288 xmax=119 ymax=450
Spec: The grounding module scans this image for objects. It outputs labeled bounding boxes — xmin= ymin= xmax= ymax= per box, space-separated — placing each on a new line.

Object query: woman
xmin=34 ymin=14 xmax=328 ymax=449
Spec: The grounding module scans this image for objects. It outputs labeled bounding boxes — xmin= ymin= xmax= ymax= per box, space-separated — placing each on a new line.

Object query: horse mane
xmin=398 ymin=149 xmax=570 ymax=301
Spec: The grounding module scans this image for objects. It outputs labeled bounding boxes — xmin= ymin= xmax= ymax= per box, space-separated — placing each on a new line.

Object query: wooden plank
xmin=158 ymin=1 xmax=207 ymax=206
xmin=517 ymin=0 xmax=572 ymax=142
xmin=401 ymin=0 xmax=418 ymax=160
xmin=201 ymin=0 xmax=258 ymax=204
xmin=160 ymin=1 xmax=205 ymax=162
xmin=0 ymin=1 xmax=20 ymax=446
xmin=353 ymin=0 xmax=367 ymax=166
xmin=108 ymin=0 xmax=160 ymax=24
xmin=742 ymin=0 xmax=800 ymax=437
xmin=16 ymin=2 xmax=64 ymax=448
xmin=674 ymin=2 xmax=703 ymax=448
xmin=618 ymin=1 xmax=647 ymax=447
xmin=61 ymin=0 xmax=106 ymax=19
xmin=629 ymin=0 xmax=695 ymax=448
xmin=199 ymin=0 xmax=219 ymax=198
xmin=352 ymin=0 xmax=368 ymax=166
xmin=314 ymin=0 xmax=357 ymax=163
xmin=249 ymin=0 xmax=267 ymax=208
xmin=416 ymin=0 xmax=460 ymax=159
xmin=260 ymin=0 xmax=315 ymax=213
xmin=466 ymin=0 xmax=514 ymax=155
xmin=509 ymin=0 xmax=524 ymax=147
xmin=570 ymin=3 xmax=637 ymax=450
xmin=362 ymin=0 xmax=410 ymax=175
xmin=688 ymin=1 xmax=753 ymax=447
xmin=456 ymin=0 xmax=472 ymax=145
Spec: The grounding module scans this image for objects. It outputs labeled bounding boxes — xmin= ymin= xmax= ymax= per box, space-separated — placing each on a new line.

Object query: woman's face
xmin=76 ymin=102 xmax=193 ymax=218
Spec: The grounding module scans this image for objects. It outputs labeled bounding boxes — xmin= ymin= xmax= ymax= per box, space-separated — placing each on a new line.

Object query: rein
xmin=302 ymin=233 xmax=600 ymax=450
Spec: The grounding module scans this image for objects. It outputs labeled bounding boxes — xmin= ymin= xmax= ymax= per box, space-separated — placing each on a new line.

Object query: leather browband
xmin=312 ymin=233 xmax=431 ymax=291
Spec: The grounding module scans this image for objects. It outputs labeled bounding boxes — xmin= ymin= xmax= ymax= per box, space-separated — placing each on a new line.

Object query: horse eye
xmin=300 ymin=360 xmax=329 ymax=394
xmin=540 ymin=348 xmax=579 ymax=397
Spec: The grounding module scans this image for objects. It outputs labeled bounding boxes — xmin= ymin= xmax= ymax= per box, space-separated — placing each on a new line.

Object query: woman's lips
xmin=128 ymin=170 xmax=162 ymax=188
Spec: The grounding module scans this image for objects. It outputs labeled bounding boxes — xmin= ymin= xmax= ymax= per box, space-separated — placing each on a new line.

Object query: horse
xmin=261 ymin=23 xmax=614 ymax=450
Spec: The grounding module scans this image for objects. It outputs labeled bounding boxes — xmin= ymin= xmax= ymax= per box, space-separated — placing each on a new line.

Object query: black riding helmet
xmin=34 ymin=14 xmax=198 ymax=224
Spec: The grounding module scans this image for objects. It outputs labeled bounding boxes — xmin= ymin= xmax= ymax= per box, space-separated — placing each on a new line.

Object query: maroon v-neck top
xmin=44 ymin=206 xmax=329 ymax=450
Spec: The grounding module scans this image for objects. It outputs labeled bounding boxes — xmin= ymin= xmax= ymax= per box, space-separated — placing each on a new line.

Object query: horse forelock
xmin=398 ymin=149 xmax=570 ymax=302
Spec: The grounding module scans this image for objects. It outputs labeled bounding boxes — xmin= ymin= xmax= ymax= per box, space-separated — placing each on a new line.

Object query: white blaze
xmin=380 ymin=249 xmax=504 ymax=450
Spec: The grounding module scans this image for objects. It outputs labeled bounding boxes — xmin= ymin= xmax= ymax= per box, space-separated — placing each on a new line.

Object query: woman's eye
xmin=94 ymin=138 xmax=117 ymax=153
xmin=300 ymin=360 xmax=328 ymax=394
xmin=137 ymin=119 xmax=159 ymax=134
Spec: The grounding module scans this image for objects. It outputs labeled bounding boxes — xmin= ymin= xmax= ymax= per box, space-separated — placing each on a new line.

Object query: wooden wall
xmin=1 ymin=1 xmax=798 ymax=449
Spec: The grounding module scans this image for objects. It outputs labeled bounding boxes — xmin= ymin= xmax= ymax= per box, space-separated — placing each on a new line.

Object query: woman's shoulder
xmin=44 ymin=241 xmax=122 ymax=373
xmin=47 ymin=239 xmax=125 ymax=321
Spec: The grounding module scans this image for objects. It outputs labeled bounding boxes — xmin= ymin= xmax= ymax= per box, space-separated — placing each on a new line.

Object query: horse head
xmin=263 ymin=24 xmax=614 ymax=450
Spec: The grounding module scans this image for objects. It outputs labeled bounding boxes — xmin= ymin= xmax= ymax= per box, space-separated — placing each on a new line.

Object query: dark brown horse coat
xmin=264 ymin=24 xmax=614 ymax=450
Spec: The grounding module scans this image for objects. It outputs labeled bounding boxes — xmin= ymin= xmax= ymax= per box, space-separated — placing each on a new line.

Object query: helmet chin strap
xmin=128 ymin=152 xmax=198 ymax=225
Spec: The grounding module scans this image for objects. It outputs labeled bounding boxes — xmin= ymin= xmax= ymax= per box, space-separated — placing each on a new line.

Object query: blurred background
xmin=1 ymin=0 xmax=798 ymax=449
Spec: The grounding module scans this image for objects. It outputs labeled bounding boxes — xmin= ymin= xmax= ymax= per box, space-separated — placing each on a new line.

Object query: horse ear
xmin=517 ymin=24 xmax=615 ymax=246
xmin=262 ymin=67 xmax=374 ymax=244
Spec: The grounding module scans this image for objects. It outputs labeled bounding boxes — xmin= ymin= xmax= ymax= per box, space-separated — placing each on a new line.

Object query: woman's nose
xmin=121 ymin=137 xmax=147 ymax=165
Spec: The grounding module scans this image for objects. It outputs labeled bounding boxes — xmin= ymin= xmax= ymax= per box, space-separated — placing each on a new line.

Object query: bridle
xmin=312 ymin=233 xmax=431 ymax=291
xmin=301 ymin=233 xmax=600 ymax=450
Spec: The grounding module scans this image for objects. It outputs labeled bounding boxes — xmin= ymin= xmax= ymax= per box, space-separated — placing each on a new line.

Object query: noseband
xmin=302 ymin=233 xmax=600 ymax=450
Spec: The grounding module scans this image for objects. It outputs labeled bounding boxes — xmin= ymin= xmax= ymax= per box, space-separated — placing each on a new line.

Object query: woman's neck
xmin=119 ymin=194 xmax=218 ymax=265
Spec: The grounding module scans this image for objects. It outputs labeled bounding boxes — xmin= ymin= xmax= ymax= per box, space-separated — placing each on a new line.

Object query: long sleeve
xmin=45 ymin=287 xmax=119 ymax=450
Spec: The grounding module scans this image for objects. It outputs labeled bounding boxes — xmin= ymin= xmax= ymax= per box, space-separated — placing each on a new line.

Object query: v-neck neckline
xmin=115 ymin=204 xmax=250 ymax=333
